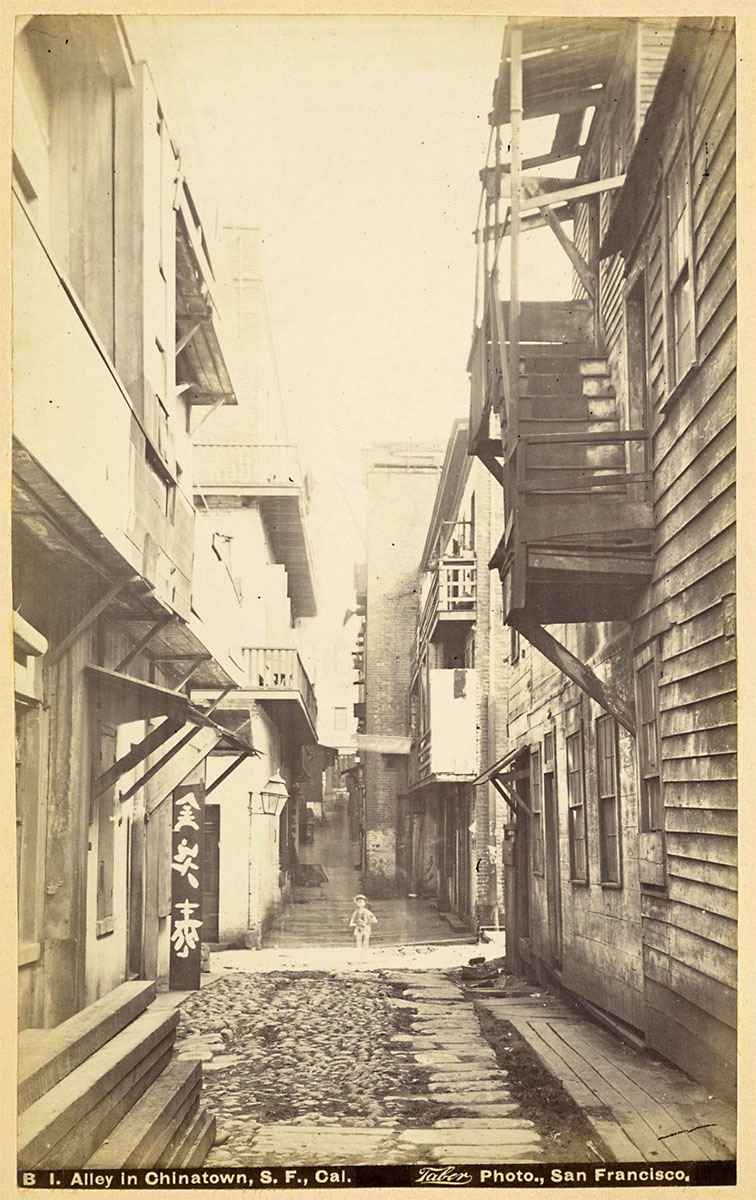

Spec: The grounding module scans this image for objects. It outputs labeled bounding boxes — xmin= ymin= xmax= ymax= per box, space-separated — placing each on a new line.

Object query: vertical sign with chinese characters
xmin=169 ymin=770 xmax=205 ymax=991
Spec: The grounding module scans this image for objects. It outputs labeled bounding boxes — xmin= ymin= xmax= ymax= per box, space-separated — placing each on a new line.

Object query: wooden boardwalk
xmin=474 ymin=993 xmax=736 ymax=1163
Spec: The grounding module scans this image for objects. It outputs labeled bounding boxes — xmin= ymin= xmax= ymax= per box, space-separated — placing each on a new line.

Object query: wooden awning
xmin=86 ymin=664 xmax=189 ymax=725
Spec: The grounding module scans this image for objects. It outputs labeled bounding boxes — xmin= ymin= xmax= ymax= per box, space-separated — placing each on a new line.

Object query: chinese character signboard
xmin=169 ymin=773 xmax=205 ymax=990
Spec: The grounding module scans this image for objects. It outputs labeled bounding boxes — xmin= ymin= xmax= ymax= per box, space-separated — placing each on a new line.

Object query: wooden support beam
xmin=492 ymin=777 xmax=517 ymax=814
xmin=205 ymin=754 xmax=248 ymax=798
xmin=190 ymin=393 xmax=230 ymax=436
xmin=114 ymin=614 xmax=176 ymax=673
xmin=477 ymin=445 xmax=505 ymax=487
xmin=481 ymin=145 xmax=585 ymax=181
xmin=119 ymin=724 xmax=201 ymax=804
xmin=175 ymin=320 xmax=204 ymax=357
xmin=202 ymin=685 xmax=234 ymax=716
xmin=46 ymin=576 xmax=139 ymax=667
xmin=539 ymin=205 xmax=596 ymax=299
xmin=509 ymin=611 xmax=636 ymax=735
xmin=93 ymin=717 xmax=184 ymax=799
xmin=174 ymin=657 xmax=210 ymax=691
xmin=480 ymin=204 xmax=572 ymax=242
xmin=521 ymin=174 xmax=625 ymax=213
xmin=493 ymin=776 xmax=533 ymax=818
xmin=487 ymin=172 xmax=594 ymax=203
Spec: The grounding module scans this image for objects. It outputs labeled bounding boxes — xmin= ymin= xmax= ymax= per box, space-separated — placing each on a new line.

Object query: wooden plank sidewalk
xmin=475 ymin=994 xmax=736 ymax=1163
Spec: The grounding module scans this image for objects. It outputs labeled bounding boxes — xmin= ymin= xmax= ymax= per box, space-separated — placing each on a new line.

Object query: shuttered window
xmin=596 ymin=715 xmax=622 ymax=884
xmin=664 ymin=136 xmax=696 ymax=386
xmin=530 ymin=747 xmax=544 ymax=875
xmin=566 ymin=730 xmax=588 ymax=882
xmin=637 ymin=660 xmax=663 ymax=831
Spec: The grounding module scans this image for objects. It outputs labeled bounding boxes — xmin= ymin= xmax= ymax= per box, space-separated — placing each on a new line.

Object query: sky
xmin=124 ymin=16 xmax=570 ymax=622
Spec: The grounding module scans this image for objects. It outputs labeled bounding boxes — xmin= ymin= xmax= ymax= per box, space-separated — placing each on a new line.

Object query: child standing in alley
xmin=349 ymin=894 xmax=377 ymax=949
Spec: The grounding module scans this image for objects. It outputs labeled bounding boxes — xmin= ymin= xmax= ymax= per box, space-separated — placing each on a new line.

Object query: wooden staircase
xmin=471 ymin=299 xmax=654 ymax=625
xmin=505 ymin=343 xmax=653 ymax=623
xmin=18 ymin=981 xmax=215 ymax=1169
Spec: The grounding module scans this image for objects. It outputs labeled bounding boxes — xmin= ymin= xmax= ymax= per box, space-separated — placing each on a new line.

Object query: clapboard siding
xmin=627 ymin=22 xmax=736 ymax=1093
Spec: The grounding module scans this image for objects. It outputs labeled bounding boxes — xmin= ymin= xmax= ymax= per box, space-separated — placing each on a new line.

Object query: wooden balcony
xmin=413 ymin=558 xmax=477 ymax=682
xmin=220 ymin=647 xmax=318 ymax=744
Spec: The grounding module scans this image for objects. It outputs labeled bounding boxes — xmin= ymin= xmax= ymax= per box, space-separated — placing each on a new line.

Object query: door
xmin=127 ymin=814 xmax=144 ymax=978
xmin=514 ymin=774 xmax=531 ymax=944
xmin=202 ymin=805 xmax=221 ymax=943
xmin=543 ymin=771 xmax=562 ymax=964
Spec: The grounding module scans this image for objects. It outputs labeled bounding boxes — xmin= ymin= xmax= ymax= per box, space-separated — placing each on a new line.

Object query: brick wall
xmin=363 ymin=449 xmax=442 ymax=888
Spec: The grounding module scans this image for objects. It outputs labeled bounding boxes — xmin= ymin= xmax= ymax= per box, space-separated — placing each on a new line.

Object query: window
xmin=530 ymin=747 xmax=544 ymax=874
xmin=637 ymin=660 xmax=663 ymax=831
xmin=566 ymin=730 xmax=588 ymax=882
xmin=333 ymin=706 xmax=347 ymax=732
xmin=596 ymin=716 xmax=621 ymax=884
xmin=510 ymin=626 xmax=520 ymax=664
xmin=665 ymin=139 xmax=696 ymax=386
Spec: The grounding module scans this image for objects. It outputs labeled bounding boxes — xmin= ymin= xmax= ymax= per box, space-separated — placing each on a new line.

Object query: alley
xmin=167 ymin=963 xmax=736 ymax=1169
xmin=264 ymin=802 xmax=467 ymax=949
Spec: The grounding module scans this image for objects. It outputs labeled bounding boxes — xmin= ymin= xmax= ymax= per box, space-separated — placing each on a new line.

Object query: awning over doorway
xmin=474 ymin=746 xmax=532 ymax=815
xmin=87 ymin=663 xmax=258 ymax=812
xmin=86 ymin=663 xmax=189 ymax=724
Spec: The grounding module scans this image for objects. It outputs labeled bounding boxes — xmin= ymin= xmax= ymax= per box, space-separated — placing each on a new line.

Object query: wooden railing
xmin=417 ymin=730 xmax=432 ymax=781
xmin=413 ymin=559 xmax=477 ymax=678
xmin=243 ymin=647 xmax=318 ymax=729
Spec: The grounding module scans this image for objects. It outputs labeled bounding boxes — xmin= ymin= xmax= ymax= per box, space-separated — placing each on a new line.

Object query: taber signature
xmin=416 ymin=1167 xmax=474 ymax=1186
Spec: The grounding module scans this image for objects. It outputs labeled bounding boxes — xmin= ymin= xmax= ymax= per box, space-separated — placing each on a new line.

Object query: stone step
xmin=18 ymin=1009 xmax=179 ymax=1169
xmin=18 ymin=980 xmax=157 ymax=1114
xmin=162 ymin=1107 xmax=217 ymax=1168
xmin=86 ymin=1059 xmax=201 ymax=1169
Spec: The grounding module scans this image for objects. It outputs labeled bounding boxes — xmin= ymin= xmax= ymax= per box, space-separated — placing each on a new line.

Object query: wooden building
xmin=407 ymin=421 xmax=513 ymax=929
xmin=12 ymin=15 xmax=262 ymax=1164
xmin=468 ymin=17 xmax=736 ymax=1101
xmin=193 ymin=231 xmax=321 ymax=943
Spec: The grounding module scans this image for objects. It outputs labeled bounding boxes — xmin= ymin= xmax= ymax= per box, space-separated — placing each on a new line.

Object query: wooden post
xmin=508 ymin=24 xmax=523 ymax=455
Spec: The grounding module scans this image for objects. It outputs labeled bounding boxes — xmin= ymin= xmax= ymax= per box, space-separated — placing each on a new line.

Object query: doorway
xmin=203 ymin=805 xmax=221 ymax=943
xmin=543 ymin=771 xmax=562 ymax=965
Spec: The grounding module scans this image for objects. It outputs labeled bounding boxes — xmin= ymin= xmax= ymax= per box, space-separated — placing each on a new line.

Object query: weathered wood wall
xmin=498 ymin=20 xmax=736 ymax=1098
xmin=629 ymin=20 xmax=737 ymax=1098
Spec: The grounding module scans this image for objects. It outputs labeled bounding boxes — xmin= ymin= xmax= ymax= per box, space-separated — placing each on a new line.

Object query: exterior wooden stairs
xmin=18 ymin=981 xmax=215 ymax=1170
xmin=470 ymin=298 xmax=654 ymax=734
xmin=479 ymin=301 xmax=655 ymax=626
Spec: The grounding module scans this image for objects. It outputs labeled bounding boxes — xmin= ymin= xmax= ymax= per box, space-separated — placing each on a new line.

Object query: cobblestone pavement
xmin=174 ymin=971 xmax=552 ymax=1165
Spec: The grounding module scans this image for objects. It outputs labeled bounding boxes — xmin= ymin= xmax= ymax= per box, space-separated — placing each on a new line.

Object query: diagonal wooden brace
xmin=93 ymin=716 xmax=185 ymax=798
xmin=509 ymin=611 xmax=636 ymax=735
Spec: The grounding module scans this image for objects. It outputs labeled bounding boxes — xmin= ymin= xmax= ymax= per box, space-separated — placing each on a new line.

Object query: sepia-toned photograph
xmin=9 ymin=10 xmax=739 ymax=1192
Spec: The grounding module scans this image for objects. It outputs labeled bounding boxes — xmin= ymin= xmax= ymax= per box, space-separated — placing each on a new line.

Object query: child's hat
xmin=354 ymin=894 xmax=367 ymax=902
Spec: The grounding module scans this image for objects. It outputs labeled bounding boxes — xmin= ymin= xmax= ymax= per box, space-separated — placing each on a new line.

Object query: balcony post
xmin=508 ymin=23 xmax=523 ymax=454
